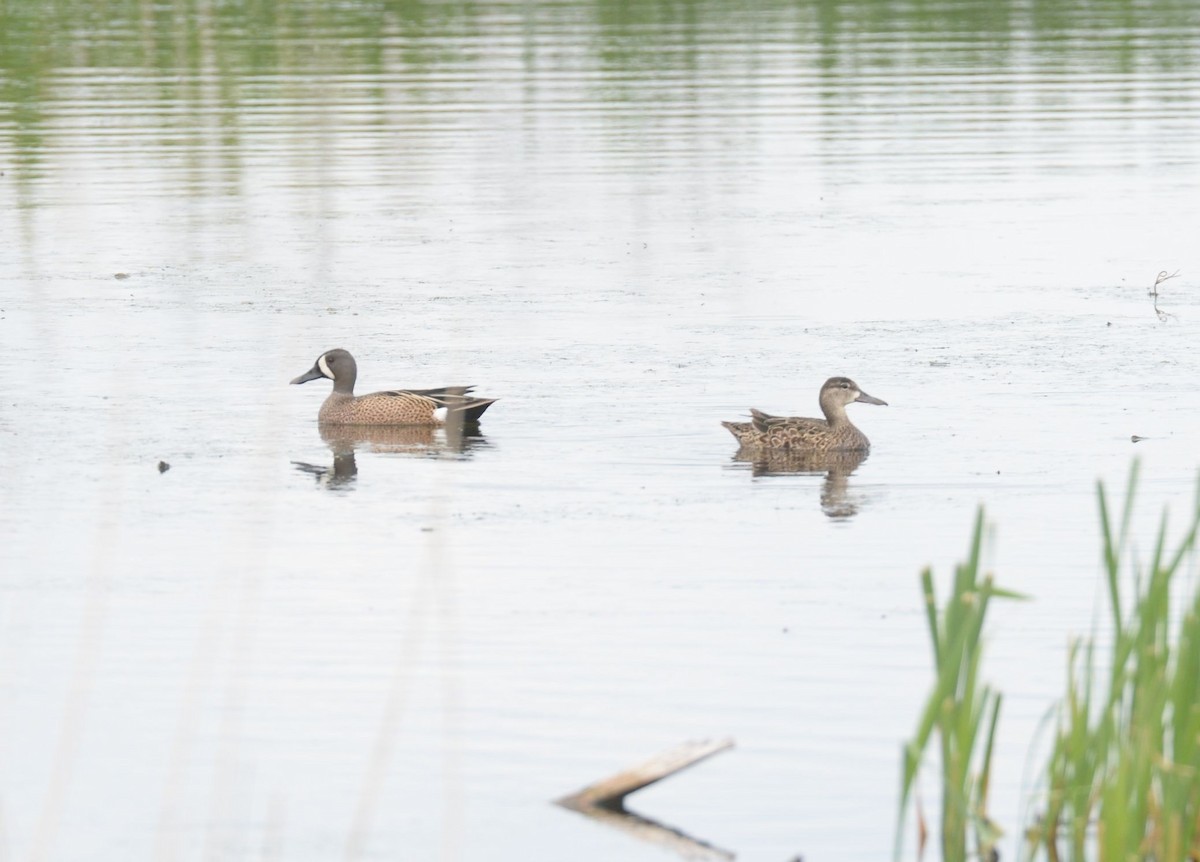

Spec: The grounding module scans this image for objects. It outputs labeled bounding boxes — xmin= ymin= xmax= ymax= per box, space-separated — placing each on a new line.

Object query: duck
xmin=290 ymin=348 xmax=497 ymax=426
xmin=722 ymin=376 xmax=886 ymax=451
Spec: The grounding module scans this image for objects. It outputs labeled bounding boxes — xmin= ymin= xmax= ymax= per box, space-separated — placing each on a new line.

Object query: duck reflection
xmin=729 ymin=447 xmax=870 ymax=520
xmin=292 ymin=422 xmax=489 ymax=489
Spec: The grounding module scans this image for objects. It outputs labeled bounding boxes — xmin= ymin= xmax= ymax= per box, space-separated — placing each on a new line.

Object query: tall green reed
xmin=898 ymin=509 xmax=1024 ymax=862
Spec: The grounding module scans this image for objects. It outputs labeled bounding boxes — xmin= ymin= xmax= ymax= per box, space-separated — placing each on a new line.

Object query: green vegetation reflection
xmin=3 ymin=0 xmax=1198 ymax=99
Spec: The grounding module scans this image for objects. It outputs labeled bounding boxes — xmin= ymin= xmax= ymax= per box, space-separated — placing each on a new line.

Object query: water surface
xmin=3 ymin=1 xmax=1200 ymax=859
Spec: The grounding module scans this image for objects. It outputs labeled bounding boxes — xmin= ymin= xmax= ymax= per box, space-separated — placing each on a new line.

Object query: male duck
xmin=291 ymin=348 xmax=497 ymax=426
xmin=722 ymin=376 xmax=887 ymax=451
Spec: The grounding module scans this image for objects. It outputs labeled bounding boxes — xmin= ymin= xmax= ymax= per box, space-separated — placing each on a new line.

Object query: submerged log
xmin=556 ymin=738 xmax=736 ymax=861
xmin=557 ymin=737 xmax=734 ymax=811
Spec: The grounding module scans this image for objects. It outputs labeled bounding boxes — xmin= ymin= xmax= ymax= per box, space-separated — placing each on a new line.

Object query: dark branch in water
xmin=1149 ymin=269 xmax=1179 ymax=321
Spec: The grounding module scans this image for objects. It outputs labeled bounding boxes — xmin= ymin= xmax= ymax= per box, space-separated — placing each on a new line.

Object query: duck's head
xmin=820 ymin=376 xmax=887 ymax=410
xmin=291 ymin=348 xmax=358 ymax=393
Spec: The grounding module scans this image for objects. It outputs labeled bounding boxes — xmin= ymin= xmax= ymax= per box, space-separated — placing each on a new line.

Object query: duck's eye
xmin=840 ymin=382 xmax=850 ymax=389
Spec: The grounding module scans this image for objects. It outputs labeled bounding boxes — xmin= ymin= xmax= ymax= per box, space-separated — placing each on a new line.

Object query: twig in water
xmin=1149 ymin=269 xmax=1179 ymax=321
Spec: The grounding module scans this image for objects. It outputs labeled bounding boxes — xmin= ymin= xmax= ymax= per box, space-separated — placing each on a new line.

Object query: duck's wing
xmin=749 ymin=408 xmax=825 ymax=432
xmin=405 ymin=385 xmax=476 ymax=399
xmin=749 ymin=408 xmax=781 ymax=432
xmin=367 ymin=388 xmax=441 ymax=408
xmin=746 ymin=412 xmax=831 ymax=448
xmin=375 ymin=387 xmax=497 ymax=423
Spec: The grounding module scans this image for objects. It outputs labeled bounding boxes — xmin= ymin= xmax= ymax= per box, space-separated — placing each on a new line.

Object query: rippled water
xmin=3 ymin=1 xmax=1200 ymax=859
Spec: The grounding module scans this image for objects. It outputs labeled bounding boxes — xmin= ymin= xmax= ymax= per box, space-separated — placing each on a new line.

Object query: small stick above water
xmin=1149 ymin=269 xmax=1180 ymax=321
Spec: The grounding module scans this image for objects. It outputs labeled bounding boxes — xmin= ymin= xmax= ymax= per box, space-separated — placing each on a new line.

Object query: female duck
xmin=722 ymin=376 xmax=887 ymax=451
xmin=291 ymin=348 xmax=496 ymax=426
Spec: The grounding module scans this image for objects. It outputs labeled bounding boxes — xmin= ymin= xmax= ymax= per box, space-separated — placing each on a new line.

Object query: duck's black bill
xmin=290 ymin=365 xmax=323 ymax=385
xmin=856 ymin=392 xmax=888 ymax=406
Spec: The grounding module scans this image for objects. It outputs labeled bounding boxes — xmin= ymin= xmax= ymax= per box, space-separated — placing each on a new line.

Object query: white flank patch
xmin=433 ymin=406 xmax=449 ymax=422
xmin=317 ymin=353 xmax=334 ymax=379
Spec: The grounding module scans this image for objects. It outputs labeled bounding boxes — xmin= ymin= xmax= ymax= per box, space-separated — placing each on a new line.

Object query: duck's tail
xmin=721 ymin=419 xmax=756 ymax=443
xmin=412 ymin=387 xmax=497 ymax=424
xmin=448 ymin=398 xmax=497 ymax=424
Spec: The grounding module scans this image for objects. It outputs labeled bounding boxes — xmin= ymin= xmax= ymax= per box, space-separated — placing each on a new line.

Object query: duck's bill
xmin=290 ymin=365 xmax=324 ymax=385
xmin=856 ymin=392 xmax=888 ymax=406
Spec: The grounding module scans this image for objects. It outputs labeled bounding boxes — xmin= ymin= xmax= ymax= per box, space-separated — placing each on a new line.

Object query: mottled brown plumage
xmin=291 ymin=348 xmax=497 ymax=426
xmin=722 ymin=376 xmax=886 ymax=452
